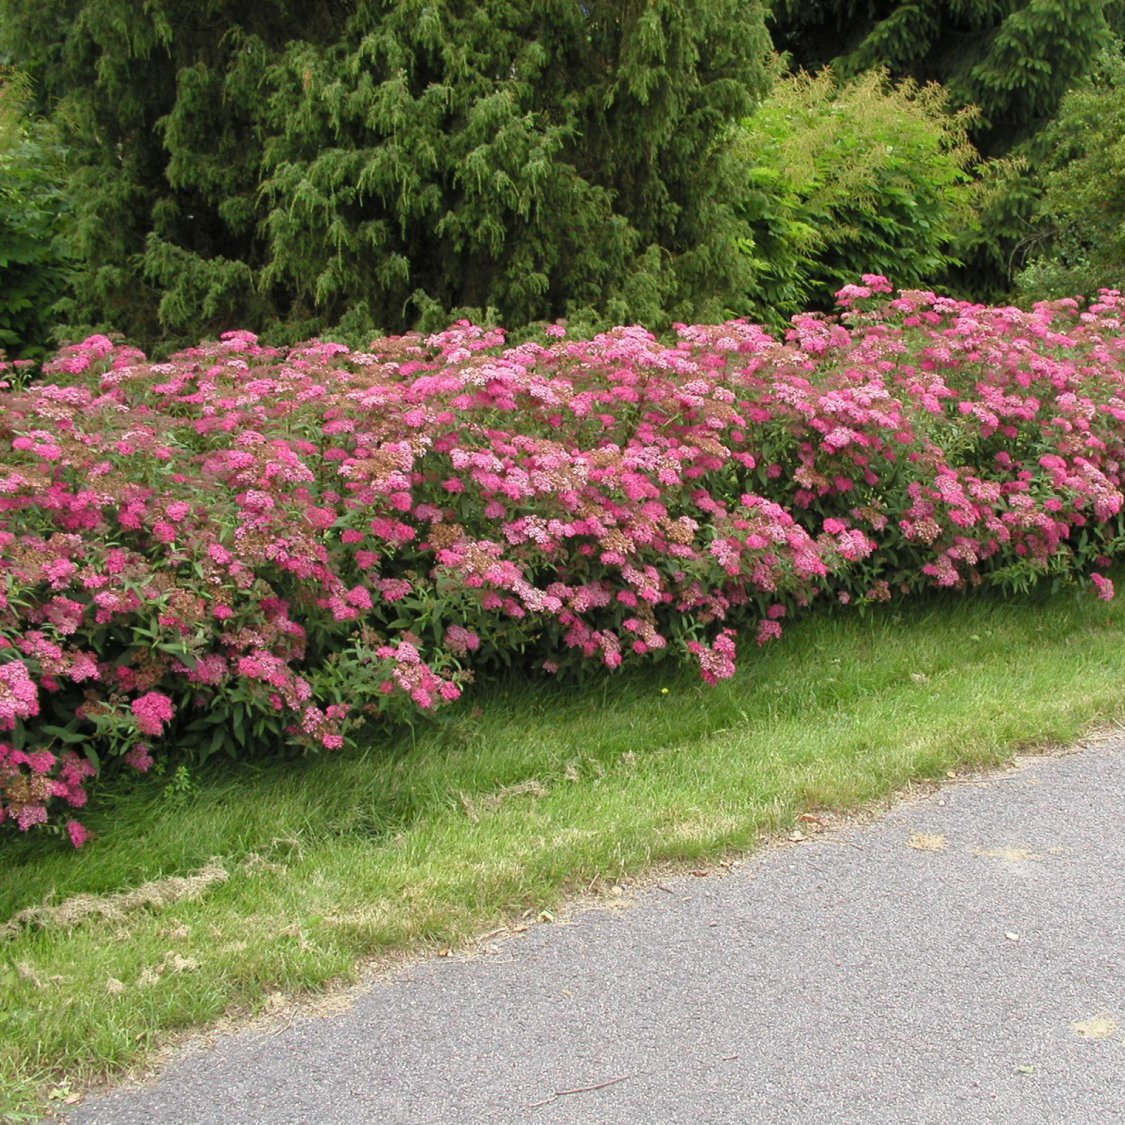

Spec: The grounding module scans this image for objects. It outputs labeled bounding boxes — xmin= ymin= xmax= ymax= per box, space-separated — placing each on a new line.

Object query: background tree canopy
xmin=2 ymin=0 xmax=771 ymax=351
xmin=0 ymin=0 xmax=1122 ymax=356
xmin=769 ymin=0 xmax=1113 ymax=155
xmin=768 ymin=0 xmax=1118 ymax=296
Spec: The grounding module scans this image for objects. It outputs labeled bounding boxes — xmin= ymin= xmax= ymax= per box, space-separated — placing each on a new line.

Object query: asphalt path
xmin=70 ymin=734 xmax=1125 ymax=1124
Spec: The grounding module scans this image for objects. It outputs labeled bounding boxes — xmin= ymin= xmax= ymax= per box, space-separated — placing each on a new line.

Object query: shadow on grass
xmin=3 ymin=578 xmax=1118 ymax=920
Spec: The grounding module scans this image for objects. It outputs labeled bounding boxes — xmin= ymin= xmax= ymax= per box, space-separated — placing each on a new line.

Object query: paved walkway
xmin=71 ymin=736 xmax=1125 ymax=1124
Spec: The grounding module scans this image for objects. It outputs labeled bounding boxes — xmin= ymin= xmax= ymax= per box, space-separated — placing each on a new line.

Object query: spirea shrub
xmin=3 ymin=278 xmax=1125 ymax=843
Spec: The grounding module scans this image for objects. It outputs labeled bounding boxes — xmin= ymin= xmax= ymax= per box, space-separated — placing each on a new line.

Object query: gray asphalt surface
xmin=71 ymin=736 xmax=1125 ymax=1124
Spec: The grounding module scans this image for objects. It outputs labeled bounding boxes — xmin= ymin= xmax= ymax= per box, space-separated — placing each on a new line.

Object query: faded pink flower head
xmin=1092 ymin=573 xmax=1115 ymax=602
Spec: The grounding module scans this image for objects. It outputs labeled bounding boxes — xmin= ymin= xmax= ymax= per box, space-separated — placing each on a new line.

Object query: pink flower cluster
xmin=130 ymin=692 xmax=175 ymax=737
xmin=3 ymin=283 xmax=1125 ymax=843
xmin=0 ymin=661 xmax=39 ymax=730
xmin=374 ymin=640 xmax=463 ymax=711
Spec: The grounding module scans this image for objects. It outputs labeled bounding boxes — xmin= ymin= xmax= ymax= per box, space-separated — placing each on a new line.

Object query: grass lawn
xmin=2 ymin=582 xmax=1125 ymax=1119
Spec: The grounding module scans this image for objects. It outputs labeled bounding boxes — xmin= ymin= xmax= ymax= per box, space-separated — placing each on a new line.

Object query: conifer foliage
xmin=4 ymin=0 xmax=771 ymax=349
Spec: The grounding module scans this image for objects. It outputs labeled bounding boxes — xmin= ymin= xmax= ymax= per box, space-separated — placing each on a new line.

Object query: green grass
xmin=3 ymin=584 xmax=1125 ymax=1119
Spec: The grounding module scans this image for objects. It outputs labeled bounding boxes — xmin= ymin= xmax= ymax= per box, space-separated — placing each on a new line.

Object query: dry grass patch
xmin=0 ymin=859 xmax=229 ymax=938
xmin=459 ymin=779 xmax=550 ymax=822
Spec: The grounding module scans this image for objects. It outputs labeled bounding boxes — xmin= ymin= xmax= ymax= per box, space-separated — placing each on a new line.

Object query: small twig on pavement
xmin=529 ymin=1073 xmax=635 ymax=1108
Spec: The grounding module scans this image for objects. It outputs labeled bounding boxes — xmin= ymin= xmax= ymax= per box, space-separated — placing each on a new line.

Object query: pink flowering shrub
xmin=3 ymin=285 xmax=1125 ymax=842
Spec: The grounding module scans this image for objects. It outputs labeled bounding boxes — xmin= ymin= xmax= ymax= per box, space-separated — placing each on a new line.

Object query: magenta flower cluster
xmin=2 ymin=280 xmax=1124 ymax=843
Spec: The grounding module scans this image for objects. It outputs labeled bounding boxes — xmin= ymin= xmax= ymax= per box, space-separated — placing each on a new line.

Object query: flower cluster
xmin=3 ymin=282 xmax=1124 ymax=842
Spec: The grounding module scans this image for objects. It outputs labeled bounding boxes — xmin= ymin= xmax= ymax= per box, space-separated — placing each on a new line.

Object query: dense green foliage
xmin=3 ymin=0 xmax=771 ymax=351
xmin=1014 ymin=42 xmax=1125 ymax=301
xmin=769 ymin=0 xmax=1117 ymax=296
xmin=769 ymin=0 xmax=1112 ymax=155
xmin=2 ymin=1 xmax=1121 ymax=345
xmin=0 ymin=71 xmax=68 ymax=359
xmin=733 ymin=66 xmax=980 ymax=325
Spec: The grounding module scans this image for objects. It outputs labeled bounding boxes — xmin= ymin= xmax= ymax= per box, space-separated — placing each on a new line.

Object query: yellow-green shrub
xmin=0 ymin=71 xmax=68 ymax=360
xmin=733 ymin=66 xmax=981 ymax=327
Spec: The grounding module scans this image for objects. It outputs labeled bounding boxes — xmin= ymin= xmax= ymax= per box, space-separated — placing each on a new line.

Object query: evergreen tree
xmin=5 ymin=1 xmax=770 ymax=349
xmin=1014 ymin=39 xmax=1125 ymax=300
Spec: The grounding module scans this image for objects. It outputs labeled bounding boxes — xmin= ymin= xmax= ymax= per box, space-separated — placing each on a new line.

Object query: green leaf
xmin=41 ymin=724 xmax=89 ymax=745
